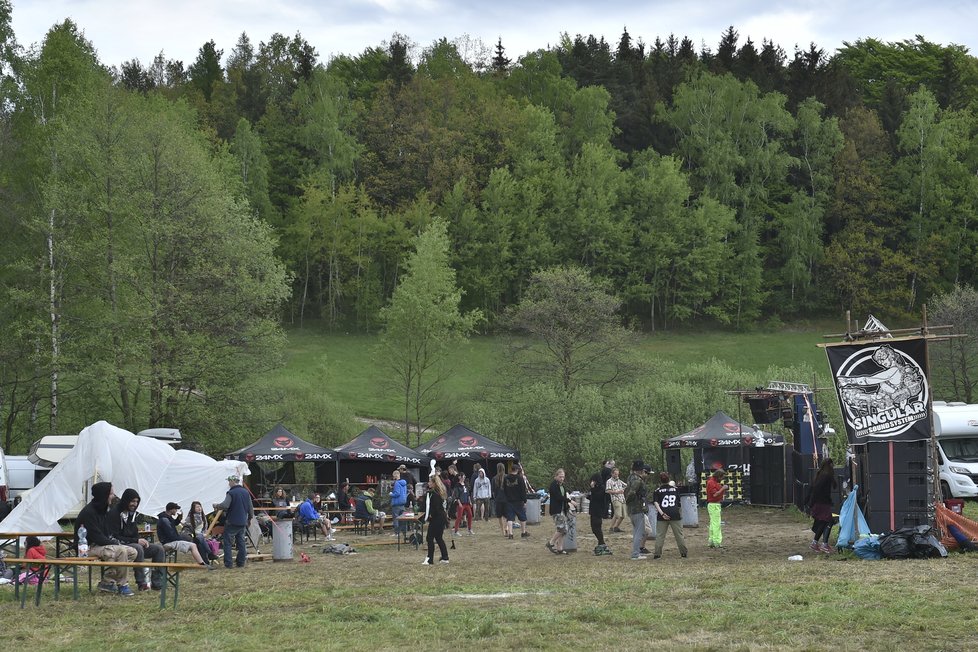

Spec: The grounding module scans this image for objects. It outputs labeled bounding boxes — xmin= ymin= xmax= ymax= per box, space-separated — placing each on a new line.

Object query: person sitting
xmin=75 ymin=481 xmax=138 ymax=596
xmin=181 ymin=500 xmax=220 ymax=562
xmin=108 ymin=488 xmax=166 ymax=591
xmin=354 ymin=487 xmax=386 ymax=533
xmin=335 ymin=482 xmax=353 ymax=521
xmin=157 ymin=502 xmax=213 ymax=569
xmin=271 ymin=487 xmax=292 ymax=519
xmin=20 ymin=535 xmax=49 ymax=585
xmin=298 ymin=493 xmax=335 ymax=541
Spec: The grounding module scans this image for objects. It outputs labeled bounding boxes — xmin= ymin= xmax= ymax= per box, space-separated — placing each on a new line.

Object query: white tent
xmin=1 ymin=421 xmax=248 ymax=533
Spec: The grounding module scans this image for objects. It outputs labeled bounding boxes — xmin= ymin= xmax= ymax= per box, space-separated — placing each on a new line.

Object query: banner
xmin=825 ymin=337 xmax=931 ymax=443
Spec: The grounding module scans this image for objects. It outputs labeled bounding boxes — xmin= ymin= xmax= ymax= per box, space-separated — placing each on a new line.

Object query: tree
xmin=491 ymin=37 xmax=510 ymax=76
xmin=930 ymin=285 xmax=978 ymax=403
xmin=379 ymin=219 xmax=481 ymax=445
xmin=187 ymin=40 xmax=223 ymax=101
xmin=504 ymin=266 xmax=634 ymax=392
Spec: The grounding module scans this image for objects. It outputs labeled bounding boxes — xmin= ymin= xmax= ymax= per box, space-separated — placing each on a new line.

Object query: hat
xmin=166 ymin=502 xmax=181 ymax=511
xmin=397 ymin=464 xmax=407 ymax=471
xmin=631 ymin=460 xmax=645 ymax=471
xmin=227 ymin=475 xmax=240 ymax=483
xmin=643 ymin=464 xmax=652 ymax=472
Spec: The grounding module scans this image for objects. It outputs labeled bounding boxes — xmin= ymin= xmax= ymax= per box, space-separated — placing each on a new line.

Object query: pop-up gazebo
xmin=226 ymin=423 xmax=335 ymax=492
xmin=416 ymin=424 xmax=520 ymax=481
xmin=333 ymin=426 xmax=426 ymax=488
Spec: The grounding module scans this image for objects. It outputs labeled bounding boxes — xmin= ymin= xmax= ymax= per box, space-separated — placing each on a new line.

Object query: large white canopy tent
xmin=0 ymin=421 xmax=248 ymax=533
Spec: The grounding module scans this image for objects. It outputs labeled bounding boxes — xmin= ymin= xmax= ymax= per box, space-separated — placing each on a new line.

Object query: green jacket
xmin=624 ymin=472 xmax=647 ymax=515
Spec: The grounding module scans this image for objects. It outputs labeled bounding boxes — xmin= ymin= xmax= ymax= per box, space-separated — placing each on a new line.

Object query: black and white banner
xmin=825 ymin=337 xmax=931 ymax=443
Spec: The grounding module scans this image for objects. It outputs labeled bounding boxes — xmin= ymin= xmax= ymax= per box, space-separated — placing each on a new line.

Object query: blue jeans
xmin=630 ymin=512 xmax=645 ymax=558
xmin=223 ymin=523 xmax=247 ymax=568
xmin=392 ymin=504 xmax=405 ymax=533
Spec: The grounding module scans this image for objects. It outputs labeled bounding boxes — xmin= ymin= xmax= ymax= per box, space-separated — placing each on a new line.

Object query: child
xmin=21 ymin=535 xmax=49 ymax=585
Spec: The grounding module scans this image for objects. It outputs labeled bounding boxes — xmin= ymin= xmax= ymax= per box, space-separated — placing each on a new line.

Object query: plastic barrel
xmin=680 ymin=493 xmax=699 ymax=527
xmin=273 ymin=518 xmax=294 ymax=561
xmin=525 ymin=496 xmax=542 ymax=524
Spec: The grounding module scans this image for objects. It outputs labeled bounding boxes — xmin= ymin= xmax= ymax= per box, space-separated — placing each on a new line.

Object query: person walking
xmin=652 ymin=472 xmax=688 ymax=559
xmin=625 ymin=461 xmax=650 ymax=560
xmin=423 ymin=473 xmax=450 ymax=565
xmin=807 ymin=459 xmax=837 ymax=553
xmin=494 ymin=462 xmax=510 ymax=537
xmin=589 ymin=464 xmax=611 ymax=555
xmin=503 ymin=464 xmax=530 ymax=539
xmin=706 ymin=469 xmax=728 ymax=549
xmin=473 ymin=468 xmax=492 ymax=522
xmin=547 ymin=468 xmax=573 ymax=555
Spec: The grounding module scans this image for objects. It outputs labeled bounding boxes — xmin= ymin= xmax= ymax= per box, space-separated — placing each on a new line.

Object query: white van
xmin=934 ymin=401 xmax=978 ymax=498
xmin=5 ymin=455 xmax=49 ymax=499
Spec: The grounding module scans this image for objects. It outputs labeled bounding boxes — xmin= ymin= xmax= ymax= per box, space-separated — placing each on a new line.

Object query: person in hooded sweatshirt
xmin=107 ymin=488 xmax=166 ymax=591
xmin=75 ymin=481 xmax=139 ymax=596
xmin=389 ymin=470 xmax=408 ymax=536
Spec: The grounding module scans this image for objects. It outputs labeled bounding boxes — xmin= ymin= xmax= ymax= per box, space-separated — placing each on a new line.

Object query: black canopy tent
xmin=333 ymin=426 xmax=426 ymax=487
xmin=416 ymin=424 xmax=521 ymax=481
xmin=225 ymin=423 xmax=336 ymax=495
xmin=662 ymin=411 xmax=788 ymax=506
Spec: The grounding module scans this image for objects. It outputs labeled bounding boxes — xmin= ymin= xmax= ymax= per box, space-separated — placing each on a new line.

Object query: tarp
xmin=416 ymin=424 xmax=520 ymax=461
xmin=661 ymin=411 xmax=784 ymax=449
xmin=226 ymin=423 xmax=335 ymax=462
xmin=334 ymin=426 xmax=424 ymax=465
xmin=1 ymin=421 xmax=247 ymax=532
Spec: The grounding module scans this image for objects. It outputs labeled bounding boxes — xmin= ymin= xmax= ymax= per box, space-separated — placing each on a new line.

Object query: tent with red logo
xmin=416 ymin=424 xmax=521 ymax=484
xmin=226 ymin=423 xmax=335 ymax=492
xmin=661 ymin=411 xmax=788 ymax=506
xmin=333 ymin=426 xmax=426 ymax=489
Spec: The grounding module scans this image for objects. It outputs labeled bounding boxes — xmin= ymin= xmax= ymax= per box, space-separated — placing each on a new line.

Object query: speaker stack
xmin=859 ymin=440 xmax=933 ymax=532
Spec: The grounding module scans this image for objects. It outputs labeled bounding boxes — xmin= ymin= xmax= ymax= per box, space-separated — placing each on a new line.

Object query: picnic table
xmin=0 ymin=531 xmax=77 ymax=558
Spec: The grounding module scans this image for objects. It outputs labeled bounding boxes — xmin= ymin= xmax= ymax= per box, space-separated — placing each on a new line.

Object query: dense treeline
xmin=3 ymin=1 xmax=978 ymax=449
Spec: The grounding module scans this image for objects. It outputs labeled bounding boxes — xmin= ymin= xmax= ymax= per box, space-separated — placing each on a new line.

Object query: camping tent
xmin=1 ymin=421 xmax=247 ymax=532
xmin=225 ymin=423 xmax=335 ymax=492
xmin=333 ymin=426 xmax=425 ymax=486
xmin=662 ymin=411 xmax=786 ymax=506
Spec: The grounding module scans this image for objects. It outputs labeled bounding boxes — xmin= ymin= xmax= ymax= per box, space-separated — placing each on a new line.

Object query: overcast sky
xmin=10 ymin=1 xmax=978 ymax=69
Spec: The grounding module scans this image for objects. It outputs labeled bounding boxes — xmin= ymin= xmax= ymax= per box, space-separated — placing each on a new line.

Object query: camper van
xmin=5 ymin=455 xmax=48 ymax=499
xmin=934 ymin=401 xmax=978 ymax=498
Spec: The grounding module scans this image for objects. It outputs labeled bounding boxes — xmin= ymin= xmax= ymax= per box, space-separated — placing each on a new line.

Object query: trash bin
xmin=564 ymin=512 xmax=578 ymax=551
xmin=525 ymin=496 xmax=542 ymax=524
xmin=273 ymin=518 xmax=294 ymax=562
xmin=646 ymin=505 xmax=657 ymax=539
xmin=681 ymin=493 xmax=699 ymax=527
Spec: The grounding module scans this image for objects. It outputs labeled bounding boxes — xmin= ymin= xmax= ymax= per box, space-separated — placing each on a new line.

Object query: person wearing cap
xmin=625 ymin=461 xmax=651 ymax=560
xmin=157 ymin=502 xmax=213 ymax=568
xmin=354 ymin=487 xmax=387 ymax=533
xmin=213 ymin=475 xmax=254 ymax=568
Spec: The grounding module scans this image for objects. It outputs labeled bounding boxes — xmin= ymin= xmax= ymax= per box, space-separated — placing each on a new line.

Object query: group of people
xmin=71 ymin=474 xmax=256 ymax=597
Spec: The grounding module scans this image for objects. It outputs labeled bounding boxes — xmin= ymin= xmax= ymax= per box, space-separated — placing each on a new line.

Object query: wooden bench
xmin=4 ymin=557 xmax=208 ymax=609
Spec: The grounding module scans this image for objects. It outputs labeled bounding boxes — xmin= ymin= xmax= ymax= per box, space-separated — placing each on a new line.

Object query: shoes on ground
xmin=612 ymin=527 xmax=623 ymax=533
xmin=639 ymin=547 xmax=650 ymax=554
xmin=819 ymin=543 xmax=834 ymax=553
xmin=681 ymin=552 xmax=687 ymax=558
xmin=138 ymin=584 xmax=150 ymax=592
xmin=810 ymin=541 xmax=820 ymax=552
xmin=653 ymin=555 xmax=661 ymax=559
xmin=117 ymin=584 xmax=135 ymax=597
xmin=200 ymin=562 xmax=214 ymax=570
xmin=97 ymin=581 xmax=116 ymax=593
xmin=521 ymin=532 xmax=530 ymax=538
xmin=467 ymin=530 xmax=474 ymax=536
xmin=422 ymin=559 xmax=431 ymax=565
xmin=439 ymin=559 xmax=450 ymax=564
xmin=631 ymin=555 xmax=647 ymax=560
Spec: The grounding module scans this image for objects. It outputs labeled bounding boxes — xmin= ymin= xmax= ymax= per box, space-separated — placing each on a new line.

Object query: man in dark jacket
xmin=75 ymin=481 xmax=138 ymax=596
xmin=157 ymin=502 xmax=212 ymax=567
xmin=213 ymin=475 xmax=254 ymax=568
xmin=503 ymin=466 xmax=529 ymax=538
xmin=107 ymin=488 xmax=166 ymax=590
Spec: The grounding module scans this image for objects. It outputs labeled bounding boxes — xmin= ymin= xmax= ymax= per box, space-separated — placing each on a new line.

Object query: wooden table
xmin=392 ymin=514 xmax=423 ymax=551
xmin=0 ymin=531 xmax=76 ymax=558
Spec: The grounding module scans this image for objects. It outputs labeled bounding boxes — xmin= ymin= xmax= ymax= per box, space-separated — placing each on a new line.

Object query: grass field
xmin=3 ymin=505 xmax=975 ymax=651
xmin=277 ymin=325 xmax=837 ymax=423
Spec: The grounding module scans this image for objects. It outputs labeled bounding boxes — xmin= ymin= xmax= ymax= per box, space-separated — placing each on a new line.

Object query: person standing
xmin=390 ymin=471 xmax=408 ymax=537
xmin=589 ymin=465 xmax=611 ymax=555
xmin=213 ymin=475 xmax=254 ymax=568
xmin=503 ymin=464 xmax=530 ymax=539
xmin=807 ymin=459 xmax=837 ymax=553
xmin=494 ymin=462 xmax=509 ymax=537
xmin=601 ymin=460 xmax=615 ymax=518
xmin=422 ymin=473 xmax=450 ymax=564
xmin=472 ymin=468 xmax=492 ymax=522
xmin=452 ymin=474 xmax=474 ymax=536
xmin=706 ymin=469 xmax=728 ymax=549
xmin=606 ymin=466 xmax=627 ymax=533
xmin=547 ymin=468 xmax=573 ymax=555
xmin=652 ymin=472 xmax=688 ymax=559
xmin=625 ymin=461 xmax=650 ymax=560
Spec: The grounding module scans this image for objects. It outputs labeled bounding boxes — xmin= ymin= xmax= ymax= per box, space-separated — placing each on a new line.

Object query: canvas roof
xmin=661 ymin=410 xmax=784 ymax=449
xmin=416 ymin=424 xmax=520 ymax=461
xmin=333 ymin=426 xmax=425 ymax=465
xmin=226 ymin=423 xmax=335 ymax=462
xmin=1 ymin=421 xmax=247 ymax=532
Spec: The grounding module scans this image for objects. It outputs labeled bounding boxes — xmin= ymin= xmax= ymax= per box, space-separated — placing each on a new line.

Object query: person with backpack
xmin=625 ymin=461 xmax=651 ymax=560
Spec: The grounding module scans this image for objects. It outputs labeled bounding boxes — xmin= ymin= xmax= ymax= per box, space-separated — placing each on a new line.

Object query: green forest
xmin=2 ymin=2 xmax=978 ymax=464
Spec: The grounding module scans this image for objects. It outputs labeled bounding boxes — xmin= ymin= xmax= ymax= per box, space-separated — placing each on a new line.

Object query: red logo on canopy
xmin=742 ymin=437 xmax=753 ymax=446
xmin=245 ymin=453 xmax=255 ymax=462
xmin=349 ymin=452 xmax=358 ymax=459
xmin=709 ymin=438 xmax=718 ymax=447
xmin=295 ymin=452 xmax=306 ymax=461
xmin=369 ymin=437 xmax=389 ymax=448
xmin=459 ymin=436 xmax=478 ymax=447
xmin=430 ymin=437 xmax=448 ymax=450
xmin=480 ymin=451 xmax=490 ymax=459
xmin=722 ymin=422 xmax=740 ymax=433
xmin=385 ymin=454 xmax=396 ymax=462
xmin=434 ymin=452 xmax=445 ymax=460
xmin=274 ymin=437 xmax=294 ymax=447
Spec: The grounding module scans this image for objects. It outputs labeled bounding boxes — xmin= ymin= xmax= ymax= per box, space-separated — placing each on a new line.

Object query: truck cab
xmin=934 ymin=401 xmax=978 ymax=498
